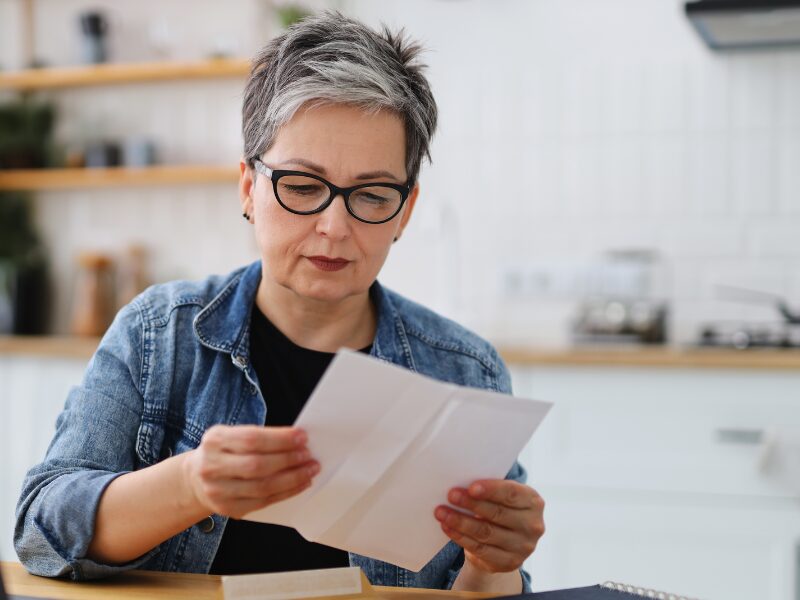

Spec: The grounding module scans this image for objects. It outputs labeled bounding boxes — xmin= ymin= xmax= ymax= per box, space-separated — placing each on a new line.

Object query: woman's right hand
xmin=182 ymin=424 xmax=319 ymax=519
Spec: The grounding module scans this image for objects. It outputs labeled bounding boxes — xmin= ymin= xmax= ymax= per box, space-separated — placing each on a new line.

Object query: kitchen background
xmin=0 ymin=0 xmax=798 ymax=344
xmin=1 ymin=1 xmax=799 ymax=599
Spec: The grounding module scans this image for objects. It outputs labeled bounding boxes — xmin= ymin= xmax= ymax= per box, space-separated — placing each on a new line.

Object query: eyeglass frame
xmin=251 ymin=158 xmax=411 ymax=225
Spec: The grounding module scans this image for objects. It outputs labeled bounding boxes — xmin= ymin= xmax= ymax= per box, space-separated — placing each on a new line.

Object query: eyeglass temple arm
xmin=253 ymin=159 xmax=272 ymax=178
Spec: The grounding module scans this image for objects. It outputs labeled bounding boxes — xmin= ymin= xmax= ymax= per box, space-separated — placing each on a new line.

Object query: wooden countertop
xmin=2 ymin=561 xmax=221 ymax=600
xmin=0 ymin=336 xmax=101 ymax=359
xmin=2 ymin=336 xmax=800 ymax=370
xmin=0 ymin=561 xmax=491 ymax=599
xmin=498 ymin=345 xmax=800 ymax=370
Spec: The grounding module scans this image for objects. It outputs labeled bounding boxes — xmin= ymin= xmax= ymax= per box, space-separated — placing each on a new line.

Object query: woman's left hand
xmin=434 ymin=480 xmax=545 ymax=575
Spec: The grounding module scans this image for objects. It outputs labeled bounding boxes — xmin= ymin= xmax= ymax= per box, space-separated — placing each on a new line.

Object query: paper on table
xmin=222 ymin=567 xmax=372 ymax=600
xmin=243 ymin=349 xmax=552 ymax=572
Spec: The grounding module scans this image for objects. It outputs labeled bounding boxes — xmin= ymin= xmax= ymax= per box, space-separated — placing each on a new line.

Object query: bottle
xmin=79 ymin=11 xmax=109 ymax=64
xmin=71 ymin=252 xmax=114 ymax=337
xmin=116 ymin=245 xmax=149 ymax=308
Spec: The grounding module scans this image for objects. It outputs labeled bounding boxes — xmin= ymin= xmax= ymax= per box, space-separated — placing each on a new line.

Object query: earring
xmin=393 ymin=236 xmax=399 ymax=242
xmin=242 ymin=212 xmax=250 ymax=221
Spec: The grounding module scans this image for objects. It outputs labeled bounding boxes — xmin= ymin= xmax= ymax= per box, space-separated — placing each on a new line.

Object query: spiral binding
xmin=601 ymin=581 xmax=700 ymax=600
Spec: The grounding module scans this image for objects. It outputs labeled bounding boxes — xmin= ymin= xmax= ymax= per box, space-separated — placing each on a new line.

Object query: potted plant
xmin=0 ymin=99 xmax=56 ymax=169
xmin=0 ymin=97 xmax=56 ymax=334
xmin=0 ymin=192 xmax=49 ymax=334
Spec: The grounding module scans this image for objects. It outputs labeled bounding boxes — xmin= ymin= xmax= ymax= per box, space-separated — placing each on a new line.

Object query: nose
xmin=314 ymin=193 xmax=352 ymax=241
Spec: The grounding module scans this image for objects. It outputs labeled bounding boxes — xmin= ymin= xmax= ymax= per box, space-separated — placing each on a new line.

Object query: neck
xmin=254 ymin=272 xmax=377 ymax=354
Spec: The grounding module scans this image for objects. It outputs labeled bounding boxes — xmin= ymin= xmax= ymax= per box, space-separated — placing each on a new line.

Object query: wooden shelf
xmin=0 ymin=165 xmax=240 ymax=190
xmin=0 ymin=58 xmax=250 ymax=91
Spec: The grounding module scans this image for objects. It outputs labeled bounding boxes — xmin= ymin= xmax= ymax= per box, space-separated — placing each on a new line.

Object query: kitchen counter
xmin=0 ymin=335 xmax=101 ymax=359
xmin=2 ymin=335 xmax=800 ymax=369
xmin=498 ymin=345 xmax=800 ymax=370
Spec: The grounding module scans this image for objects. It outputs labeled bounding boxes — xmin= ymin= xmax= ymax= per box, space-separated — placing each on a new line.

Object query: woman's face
xmin=240 ymin=102 xmax=418 ymax=305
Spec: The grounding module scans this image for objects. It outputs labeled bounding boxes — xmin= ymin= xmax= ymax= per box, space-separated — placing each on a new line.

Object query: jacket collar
xmin=192 ymin=260 xmax=416 ymax=371
xmin=192 ymin=261 xmax=262 ymax=363
xmin=369 ymin=280 xmax=417 ymax=372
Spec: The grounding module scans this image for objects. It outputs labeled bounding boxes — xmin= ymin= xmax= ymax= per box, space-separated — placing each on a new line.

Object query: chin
xmin=290 ymin=278 xmax=364 ymax=304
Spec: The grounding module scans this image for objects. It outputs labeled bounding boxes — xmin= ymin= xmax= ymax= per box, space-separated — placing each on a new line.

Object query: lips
xmin=307 ymin=256 xmax=350 ymax=272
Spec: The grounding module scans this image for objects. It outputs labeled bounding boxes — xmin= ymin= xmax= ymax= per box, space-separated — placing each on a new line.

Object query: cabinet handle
xmin=795 ymin=540 xmax=800 ymax=600
xmin=715 ymin=428 xmax=764 ymax=445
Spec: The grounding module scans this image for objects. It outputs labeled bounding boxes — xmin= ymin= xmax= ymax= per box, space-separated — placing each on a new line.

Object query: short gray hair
xmin=242 ymin=11 xmax=438 ymax=186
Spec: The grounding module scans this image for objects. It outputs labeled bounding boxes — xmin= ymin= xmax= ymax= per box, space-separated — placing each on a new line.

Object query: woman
xmin=15 ymin=12 xmax=544 ymax=594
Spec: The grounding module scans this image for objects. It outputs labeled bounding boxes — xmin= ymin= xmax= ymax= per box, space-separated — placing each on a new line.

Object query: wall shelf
xmin=0 ymin=165 xmax=240 ymax=190
xmin=0 ymin=58 xmax=250 ymax=91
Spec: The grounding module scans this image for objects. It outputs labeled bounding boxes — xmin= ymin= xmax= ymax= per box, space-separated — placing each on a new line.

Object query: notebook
xmin=494 ymin=581 xmax=699 ymax=600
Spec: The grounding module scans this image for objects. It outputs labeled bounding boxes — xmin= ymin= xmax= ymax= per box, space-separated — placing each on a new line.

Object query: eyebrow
xmin=279 ymin=158 xmax=402 ymax=182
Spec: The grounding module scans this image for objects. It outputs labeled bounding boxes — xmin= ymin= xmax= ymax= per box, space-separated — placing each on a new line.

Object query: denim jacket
xmin=15 ymin=260 xmax=532 ymax=592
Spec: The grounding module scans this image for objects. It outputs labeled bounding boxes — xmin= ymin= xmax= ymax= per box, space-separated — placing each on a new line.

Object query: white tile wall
xmin=345 ymin=0 xmax=800 ymax=345
xmin=1 ymin=0 xmax=799 ymax=344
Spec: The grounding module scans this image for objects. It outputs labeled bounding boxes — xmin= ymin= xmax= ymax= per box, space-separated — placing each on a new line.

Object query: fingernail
xmin=450 ymin=490 xmax=463 ymax=504
xmin=307 ymin=463 xmax=320 ymax=476
xmin=434 ymin=507 xmax=447 ymax=521
xmin=295 ymin=449 xmax=310 ymax=462
xmin=294 ymin=431 xmax=308 ymax=446
xmin=470 ymin=484 xmax=485 ymax=497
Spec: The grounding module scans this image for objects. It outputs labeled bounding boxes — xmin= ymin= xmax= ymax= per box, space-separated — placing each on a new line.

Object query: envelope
xmin=243 ymin=349 xmax=552 ymax=572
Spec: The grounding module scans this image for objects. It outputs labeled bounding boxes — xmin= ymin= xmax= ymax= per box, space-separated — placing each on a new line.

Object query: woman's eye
xmin=359 ymin=192 xmax=391 ymax=203
xmin=283 ymin=184 xmax=321 ymax=196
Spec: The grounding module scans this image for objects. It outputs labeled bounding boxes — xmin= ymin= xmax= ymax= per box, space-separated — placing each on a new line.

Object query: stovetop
xmin=698 ymin=321 xmax=800 ymax=349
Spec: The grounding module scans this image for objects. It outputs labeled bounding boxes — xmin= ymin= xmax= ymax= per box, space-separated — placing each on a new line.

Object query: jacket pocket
xmin=136 ymin=416 xmax=165 ymax=467
xmin=136 ymin=415 xmax=204 ymax=467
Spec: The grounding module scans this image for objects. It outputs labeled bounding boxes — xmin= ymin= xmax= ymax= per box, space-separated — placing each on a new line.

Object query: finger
xmin=447 ymin=488 xmax=534 ymax=531
xmin=203 ymin=425 xmax=307 ymax=454
xmin=208 ymin=448 xmax=314 ymax=480
xmin=435 ymin=506 xmax=528 ymax=554
xmin=466 ymin=480 xmax=542 ymax=510
xmin=220 ymin=479 xmax=314 ymax=519
xmin=439 ymin=522 xmax=525 ymax=573
xmin=227 ymin=479 xmax=313 ymax=519
xmin=206 ymin=461 xmax=320 ymax=502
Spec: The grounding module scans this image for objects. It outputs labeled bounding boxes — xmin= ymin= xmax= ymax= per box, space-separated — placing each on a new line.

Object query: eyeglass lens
xmin=276 ymin=174 xmax=403 ymax=223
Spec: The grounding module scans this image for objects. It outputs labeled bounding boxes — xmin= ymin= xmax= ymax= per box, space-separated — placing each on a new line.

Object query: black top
xmin=209 ymin=305 xmax=370 ymax=575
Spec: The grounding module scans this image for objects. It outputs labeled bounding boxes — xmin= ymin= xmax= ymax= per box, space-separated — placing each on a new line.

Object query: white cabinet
xmin=514 ymin=365 xmax=800 ymax=599
xmin=3 ymin=354 xmax=799 ymax=599
xmin=0 ymin=355 xmax=88 ymax=562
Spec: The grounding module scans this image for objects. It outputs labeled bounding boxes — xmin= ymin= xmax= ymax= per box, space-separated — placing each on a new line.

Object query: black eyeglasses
xmin=252 ymin=159 xmax=410 ymax=225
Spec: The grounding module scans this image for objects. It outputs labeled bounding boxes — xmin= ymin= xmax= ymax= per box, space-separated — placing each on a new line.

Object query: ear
xmin=239 ymin=158 xmax=255 ymax=222
xmin=393 ymin=183 xmax=419 ymax=242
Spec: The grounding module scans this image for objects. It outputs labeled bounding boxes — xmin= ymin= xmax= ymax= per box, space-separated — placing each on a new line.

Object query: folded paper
xmin=244 ymin=349 xmax=552 ymax=571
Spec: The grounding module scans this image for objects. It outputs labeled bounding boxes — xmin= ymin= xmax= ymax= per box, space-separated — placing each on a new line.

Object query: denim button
xmin=199 ymin=516 xmax=215 ymax=533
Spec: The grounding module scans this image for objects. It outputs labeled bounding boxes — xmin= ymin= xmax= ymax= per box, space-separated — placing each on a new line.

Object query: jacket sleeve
xmin=14 ymin=299 xmax=160 ymax=580
xmin=443 ymin=348 xmax=532 ymax=592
